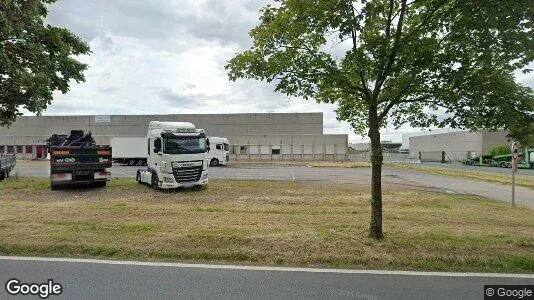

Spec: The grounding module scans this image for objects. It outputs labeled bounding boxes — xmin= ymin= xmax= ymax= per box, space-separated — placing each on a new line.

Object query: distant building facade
xmin=0 ymin=113 xmax=348 ymax=161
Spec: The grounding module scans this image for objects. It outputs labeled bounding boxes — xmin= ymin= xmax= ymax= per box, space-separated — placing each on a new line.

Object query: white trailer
xmin=207 ymin=137 xmax=230 ymax=166
xmin=111 ymin=137 xmax=148 ymax=166
xmin=136 ymin=121 xmax=210 ymax=189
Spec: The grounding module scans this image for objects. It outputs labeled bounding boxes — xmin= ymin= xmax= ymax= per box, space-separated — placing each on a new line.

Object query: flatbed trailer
xmin=462 ymin=148 xmax=533 ymax=169
xmin=0 ymin=154 xmax=16 ymax=180
xmin=48 ymin=131 xmax=112 ymax=190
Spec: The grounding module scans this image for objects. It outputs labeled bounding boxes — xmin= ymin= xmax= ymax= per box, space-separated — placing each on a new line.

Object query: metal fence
xmin=347 ymin=151 xmax=419 ymax=163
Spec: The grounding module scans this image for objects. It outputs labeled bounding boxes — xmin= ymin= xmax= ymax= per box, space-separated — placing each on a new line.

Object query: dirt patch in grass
xmin=0 ymin=177 xmax=533 ymax=273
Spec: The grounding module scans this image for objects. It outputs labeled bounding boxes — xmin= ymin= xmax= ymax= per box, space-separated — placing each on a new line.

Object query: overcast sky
xmin=38 ymin=0 xmax=534 ymax=143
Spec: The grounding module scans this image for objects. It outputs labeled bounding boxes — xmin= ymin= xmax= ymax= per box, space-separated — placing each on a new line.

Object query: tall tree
xmin=226 ymin=0 xmax=534 ymax=238
xmin=0 ymin=0 xmax=90 ymax=126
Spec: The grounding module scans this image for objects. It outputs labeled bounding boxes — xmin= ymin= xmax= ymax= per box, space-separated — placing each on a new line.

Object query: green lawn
xmin=0 ymin=177 xmax=533 ymax=273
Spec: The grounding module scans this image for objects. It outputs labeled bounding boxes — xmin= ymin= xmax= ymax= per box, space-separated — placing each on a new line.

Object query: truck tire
xmin=0 ymin=170 xmax=5 ymax=180
xmin=128 ymin=159 xmax=136 ymax=166
xmin=151 ymin=173 xmax=159 ymax=189
xmin=138 ymin=159 xmax=145 ymax=166
xmin=51 ymin=183 xmax=58 ymax=190
xmin=210 ymin=158 xmax=219 ymax=167
xmin=95 ymin=181 xmax=107 ymax=188
xmin=506 ymin=162 xmax=512 ymax=168
xmin=136 ymin=171 xmax=142 ymax=184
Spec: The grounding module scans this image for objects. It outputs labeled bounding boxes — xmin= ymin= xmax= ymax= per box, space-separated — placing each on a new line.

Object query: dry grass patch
xmin=388 ymin=163 xmax=534 ymax=189
xmin=0 ymin=177 xmax=533 ymax=273
xmin=232 ymin=160 xmax=371 ymax=168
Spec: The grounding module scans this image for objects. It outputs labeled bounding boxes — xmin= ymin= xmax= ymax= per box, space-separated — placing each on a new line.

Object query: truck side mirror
xmin=206 ymin=146 xmax=210 ymax=153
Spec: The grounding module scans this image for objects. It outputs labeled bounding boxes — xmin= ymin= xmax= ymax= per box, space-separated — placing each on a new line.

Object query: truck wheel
xmin=151 ymin=173 xmax=159 ymax=189
xmin=506 ymin=162 xmax=512 ymax=168
xmin=210 ymin=158 xmax=219 ymax=167
xmin=95 ymin=181 xmax=107 ymax=188
xmin=0 ymin=170 xmax=5 ymax=180
xmin=51 ymin=183 xmax=58 ymax=190
xmin=499 ymin=162 xmax=506 ymax=168
xmin=138 ymin=159 xmax=145 ymax=166
xmin=136 ymin=171 xmax=142 ymax=184
xmin=129 ymin=159 xmax=136 ymax=166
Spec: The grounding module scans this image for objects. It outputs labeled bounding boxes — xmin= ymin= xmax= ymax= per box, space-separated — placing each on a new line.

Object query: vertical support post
xmin=511 ymin=142 xmax=518 ymax=207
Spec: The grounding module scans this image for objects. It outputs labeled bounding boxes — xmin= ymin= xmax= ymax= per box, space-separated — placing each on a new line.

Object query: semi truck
xmin=0 ymin=154 xmax=16 ymax=180
xmin=208 ymin=137 xmax=230 ymax=166
xmin=111 ymin=137 xmax=148 ymax=166
xmin=47 ymin=130 xmax=113 ymax=190
xmin=136 ymin=121 xmax=210 ymax=189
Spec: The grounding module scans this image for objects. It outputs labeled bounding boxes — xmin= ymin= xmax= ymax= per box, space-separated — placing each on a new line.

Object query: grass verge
xmin=388 ymin=163 xmax=534 ymax=189
xmin=1 ymin=177 xmax=533 ymax=273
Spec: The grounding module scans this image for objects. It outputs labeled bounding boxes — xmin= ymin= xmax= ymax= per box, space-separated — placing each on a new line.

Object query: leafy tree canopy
xmin=227 ymin=0 xmax=534 ymax=135
xmin=227 ymin=0 xmax=534 ymax=238
xmin=485 ymin=143 xmax=511 ymax=157
xmin=0 ymin=0 xmax=90 ymax=126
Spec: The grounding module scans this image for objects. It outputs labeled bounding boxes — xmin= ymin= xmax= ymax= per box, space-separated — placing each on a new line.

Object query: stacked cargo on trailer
xmin=47 ymin=130 xmax=112 ymax=190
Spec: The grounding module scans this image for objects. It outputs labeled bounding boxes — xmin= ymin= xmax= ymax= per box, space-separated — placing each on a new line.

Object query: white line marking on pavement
xmin=0 ymin=256 xmax=533 ymax=278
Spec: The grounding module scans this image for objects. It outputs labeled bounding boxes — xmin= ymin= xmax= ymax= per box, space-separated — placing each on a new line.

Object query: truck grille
xmin=173 ymin=166 xmax=202 ymax=182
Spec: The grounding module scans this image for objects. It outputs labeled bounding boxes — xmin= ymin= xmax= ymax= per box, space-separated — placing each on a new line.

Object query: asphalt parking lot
xmin=11 ymin=161 xmax=534 ymax=208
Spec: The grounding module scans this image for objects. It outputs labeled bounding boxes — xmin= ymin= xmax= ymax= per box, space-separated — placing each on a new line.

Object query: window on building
xmin=25 ymin=146 xmax=33 ymax=154
xmin=239 ymin=146 xmax=247 ymax=154
xmin=271 ymin=148 xmax=280 ymax=155
xmin=16 ymin=146 xmax=23 ymax=153
xmin=7 ymin=146 xmax=13 ymax=153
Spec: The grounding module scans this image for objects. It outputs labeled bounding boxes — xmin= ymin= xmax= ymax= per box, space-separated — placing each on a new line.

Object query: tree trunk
xmin=368 ymin=108 xmax=383 ymax=239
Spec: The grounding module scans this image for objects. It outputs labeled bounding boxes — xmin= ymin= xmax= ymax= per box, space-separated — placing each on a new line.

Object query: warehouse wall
xmin=409 ymin=130 xmax=509 ymax=162
xmin=0 ymin=113 xmax=348 ymax=161
xmin=481 ymin=131 xmax=509 ymax=152
xmin=227 ymin=134 xmax=348 ymax=161
xmin=409 ymin=131 xmax=483 ymax=156
xmin=0 ymin=113 xmax=323 ymax=139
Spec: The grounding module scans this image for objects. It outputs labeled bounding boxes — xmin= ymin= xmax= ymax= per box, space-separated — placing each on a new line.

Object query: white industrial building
xmin=409 ymin=130 xmax=509 ymax=161
xmin=0 ymin=113 xmax=348 ymax=161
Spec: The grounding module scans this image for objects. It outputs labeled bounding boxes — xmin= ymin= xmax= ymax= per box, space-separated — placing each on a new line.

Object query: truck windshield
xmin=164 ymin=136 xmax=206 ymax=154
xmin=223 ymin=143 xmax=229 ymax=151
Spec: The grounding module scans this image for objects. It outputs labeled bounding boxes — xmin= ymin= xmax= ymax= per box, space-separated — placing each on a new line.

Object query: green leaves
xmin=226 ymin=0 xmax=534 ymax=137
xmin=0 ymin=0 xmax=90 ymax=126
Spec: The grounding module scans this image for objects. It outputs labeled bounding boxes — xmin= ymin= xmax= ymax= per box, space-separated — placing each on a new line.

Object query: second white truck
xmin=207 ymin=137 xmax=230 ymax=166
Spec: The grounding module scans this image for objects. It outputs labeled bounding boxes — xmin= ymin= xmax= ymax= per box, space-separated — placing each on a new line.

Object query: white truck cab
xmin=137 ymin=121 xmax=210 ymax=189
xmin=208 ymin=137 xmax=230 ymax=166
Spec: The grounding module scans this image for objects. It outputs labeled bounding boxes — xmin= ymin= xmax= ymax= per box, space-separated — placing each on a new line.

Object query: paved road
xmin=14 ymin=162 xmax=534 ymax=208
xmin=1 ymin=257 xmax=533 ymax=300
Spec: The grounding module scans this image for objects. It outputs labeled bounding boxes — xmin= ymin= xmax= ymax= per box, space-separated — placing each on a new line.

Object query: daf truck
xmin=136 ymin=122 xmax=210 ymax=189
xmin=111 ymin=137 xmax=148 ymax=166
xmin=208 ymin=137 xmax=230 ymax=166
